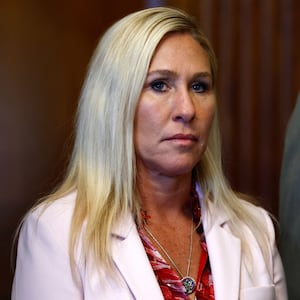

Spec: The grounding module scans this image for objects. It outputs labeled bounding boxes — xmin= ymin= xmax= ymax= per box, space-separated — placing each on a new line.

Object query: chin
xmin=137 ymin=155 xmax=199 ymax=178
xmin=159 ymin=163 xmax=196 ymax=177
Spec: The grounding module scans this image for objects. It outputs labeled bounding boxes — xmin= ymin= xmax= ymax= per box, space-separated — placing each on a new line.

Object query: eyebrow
xmin=147 ymin=69 xmax=212 ymax=79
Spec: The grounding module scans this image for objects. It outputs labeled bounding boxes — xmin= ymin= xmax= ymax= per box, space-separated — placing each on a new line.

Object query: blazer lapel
xmin=197 ymin=184 xmax=241 ymax=300
xmin=203 ymin=205 xmax=241 ymax=300
xmin=205 ymin=221 xmax=241 ymax=300
xmin=111 ymin=215 xmax=164 ymax=300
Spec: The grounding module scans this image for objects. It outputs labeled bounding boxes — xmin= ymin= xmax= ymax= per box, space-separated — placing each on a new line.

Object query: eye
xmin=191 ymin=81 xmax=210 ymax=93
xmin=150 ymin=80 xmax=168 ymax=92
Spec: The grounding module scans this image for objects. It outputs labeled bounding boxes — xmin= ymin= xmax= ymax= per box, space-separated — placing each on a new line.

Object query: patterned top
xmin=139 ymin=185 xmax=214 ymax=300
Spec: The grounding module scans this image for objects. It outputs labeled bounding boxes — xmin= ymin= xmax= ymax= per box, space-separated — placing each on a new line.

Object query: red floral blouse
xmin=139 ymin=186 xmax=214 ymax=300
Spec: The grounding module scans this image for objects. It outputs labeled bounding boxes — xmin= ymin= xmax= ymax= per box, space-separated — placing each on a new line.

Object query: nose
xmin=172 ymin=88 xmax=196 ymax=123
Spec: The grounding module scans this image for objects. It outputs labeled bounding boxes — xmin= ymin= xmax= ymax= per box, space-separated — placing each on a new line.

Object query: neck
xmin=137 ymin=170 xmax=193 ymax=223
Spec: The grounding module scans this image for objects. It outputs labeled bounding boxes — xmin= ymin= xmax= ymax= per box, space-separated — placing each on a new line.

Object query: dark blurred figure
xmin=279 ymin=92 xmax=300 ymax=300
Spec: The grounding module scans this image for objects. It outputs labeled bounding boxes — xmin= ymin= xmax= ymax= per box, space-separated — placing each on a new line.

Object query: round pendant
xmin=181 ymin=276 xmax=196 ymax=295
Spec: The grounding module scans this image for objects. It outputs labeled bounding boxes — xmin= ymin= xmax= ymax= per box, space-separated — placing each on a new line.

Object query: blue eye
xmin=150 ymin=80 xmax=168 ymax=92
xmin=192 ymin=81 xmax=209 ymax=93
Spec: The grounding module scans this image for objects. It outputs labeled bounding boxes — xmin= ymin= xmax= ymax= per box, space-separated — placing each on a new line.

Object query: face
xmin=134 ymin=33 xmax=216 ymax=178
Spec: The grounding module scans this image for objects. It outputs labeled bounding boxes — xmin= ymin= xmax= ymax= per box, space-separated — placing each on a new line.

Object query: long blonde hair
xmin=37 ymin=7 xmax=270 ymax=277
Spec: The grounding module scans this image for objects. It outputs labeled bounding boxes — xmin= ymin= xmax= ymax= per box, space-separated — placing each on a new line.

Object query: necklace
xmin=144 ymin=221 xmax=196 ymax=295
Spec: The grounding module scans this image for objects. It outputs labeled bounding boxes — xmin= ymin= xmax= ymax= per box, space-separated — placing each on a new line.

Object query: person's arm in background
xmin=279 ymin=92 xmax=300 ymax=300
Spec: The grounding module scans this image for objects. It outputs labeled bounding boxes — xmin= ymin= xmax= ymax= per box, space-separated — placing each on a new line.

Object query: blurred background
xmin=0 ymin=0 xmax=299 ymax=298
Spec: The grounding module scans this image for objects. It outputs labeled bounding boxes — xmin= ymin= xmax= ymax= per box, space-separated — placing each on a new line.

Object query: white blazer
xmin=12 ymin=191 xmax=287 ymax=300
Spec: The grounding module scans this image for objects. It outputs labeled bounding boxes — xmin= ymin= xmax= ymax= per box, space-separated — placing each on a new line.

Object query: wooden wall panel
xmin=167 ymin=0 xmax=300 ymax=214
xmin=0 ymin=1 xmax=143 ymax=298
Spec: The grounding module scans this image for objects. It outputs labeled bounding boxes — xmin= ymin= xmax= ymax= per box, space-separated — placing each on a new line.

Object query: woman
xmin=12 ymin=7 xmax=287 ymax=300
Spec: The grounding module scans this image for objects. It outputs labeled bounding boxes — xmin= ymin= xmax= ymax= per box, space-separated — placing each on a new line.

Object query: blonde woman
xmin=12 ymin=7 xmax=287 ymax=300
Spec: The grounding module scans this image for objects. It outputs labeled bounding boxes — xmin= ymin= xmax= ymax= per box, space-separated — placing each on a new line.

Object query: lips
xmin=165 ymin=133 xmax=198 ymax=141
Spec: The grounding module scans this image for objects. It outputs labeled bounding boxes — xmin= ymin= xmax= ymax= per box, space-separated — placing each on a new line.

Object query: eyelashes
xmin=149 ymin=78 xmax=212 ymax=94
xmin=191 ymin=81 xmax=211 ymax=93
xmin=150 ymin=79 xmax=168 ymax=92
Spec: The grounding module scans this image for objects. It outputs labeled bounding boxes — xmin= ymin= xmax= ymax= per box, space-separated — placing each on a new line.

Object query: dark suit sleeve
xmin=279 ymin=92 xmax=300 ymax=300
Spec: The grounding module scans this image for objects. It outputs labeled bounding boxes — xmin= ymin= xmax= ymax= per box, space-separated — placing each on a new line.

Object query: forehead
xmin=149 ymin=32 xmax=210 ymax=72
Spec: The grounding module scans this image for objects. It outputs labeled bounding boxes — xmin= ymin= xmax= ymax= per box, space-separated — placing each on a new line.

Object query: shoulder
xmin=238 ymin=199 xmax=276 ymax=240
xmin=13 ymin=192 xmax=87 ymax=299
xmin=241 ymin=199 xmax=274 ymax=224
xmin=21 ymin=192 xmax=77 ymax=251
xmin=239 ymin=198 xmax=270 ymax=219
xmin=29 ymin=192 xmax=76 ymax=226
xmin=210 ymin=196 xmax=277 ymax=246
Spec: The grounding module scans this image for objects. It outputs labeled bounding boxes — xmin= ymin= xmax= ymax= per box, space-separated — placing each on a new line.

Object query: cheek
xmin=134 ymin=102 xmax=158 ymax=153
xmin=198 ymin=101 xmax=216 ymax=132
xmin=207 ymin=107 xmax=216 ymax=130
xmin=135 ymin=104 xmax=154 ymax=137
xmin=135 ymin=96 xmax=167 ymax=136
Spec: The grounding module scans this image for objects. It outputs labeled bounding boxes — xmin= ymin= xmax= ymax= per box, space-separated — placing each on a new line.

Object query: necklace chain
xmin=143 ymin=220 xmax=194 ymax=279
